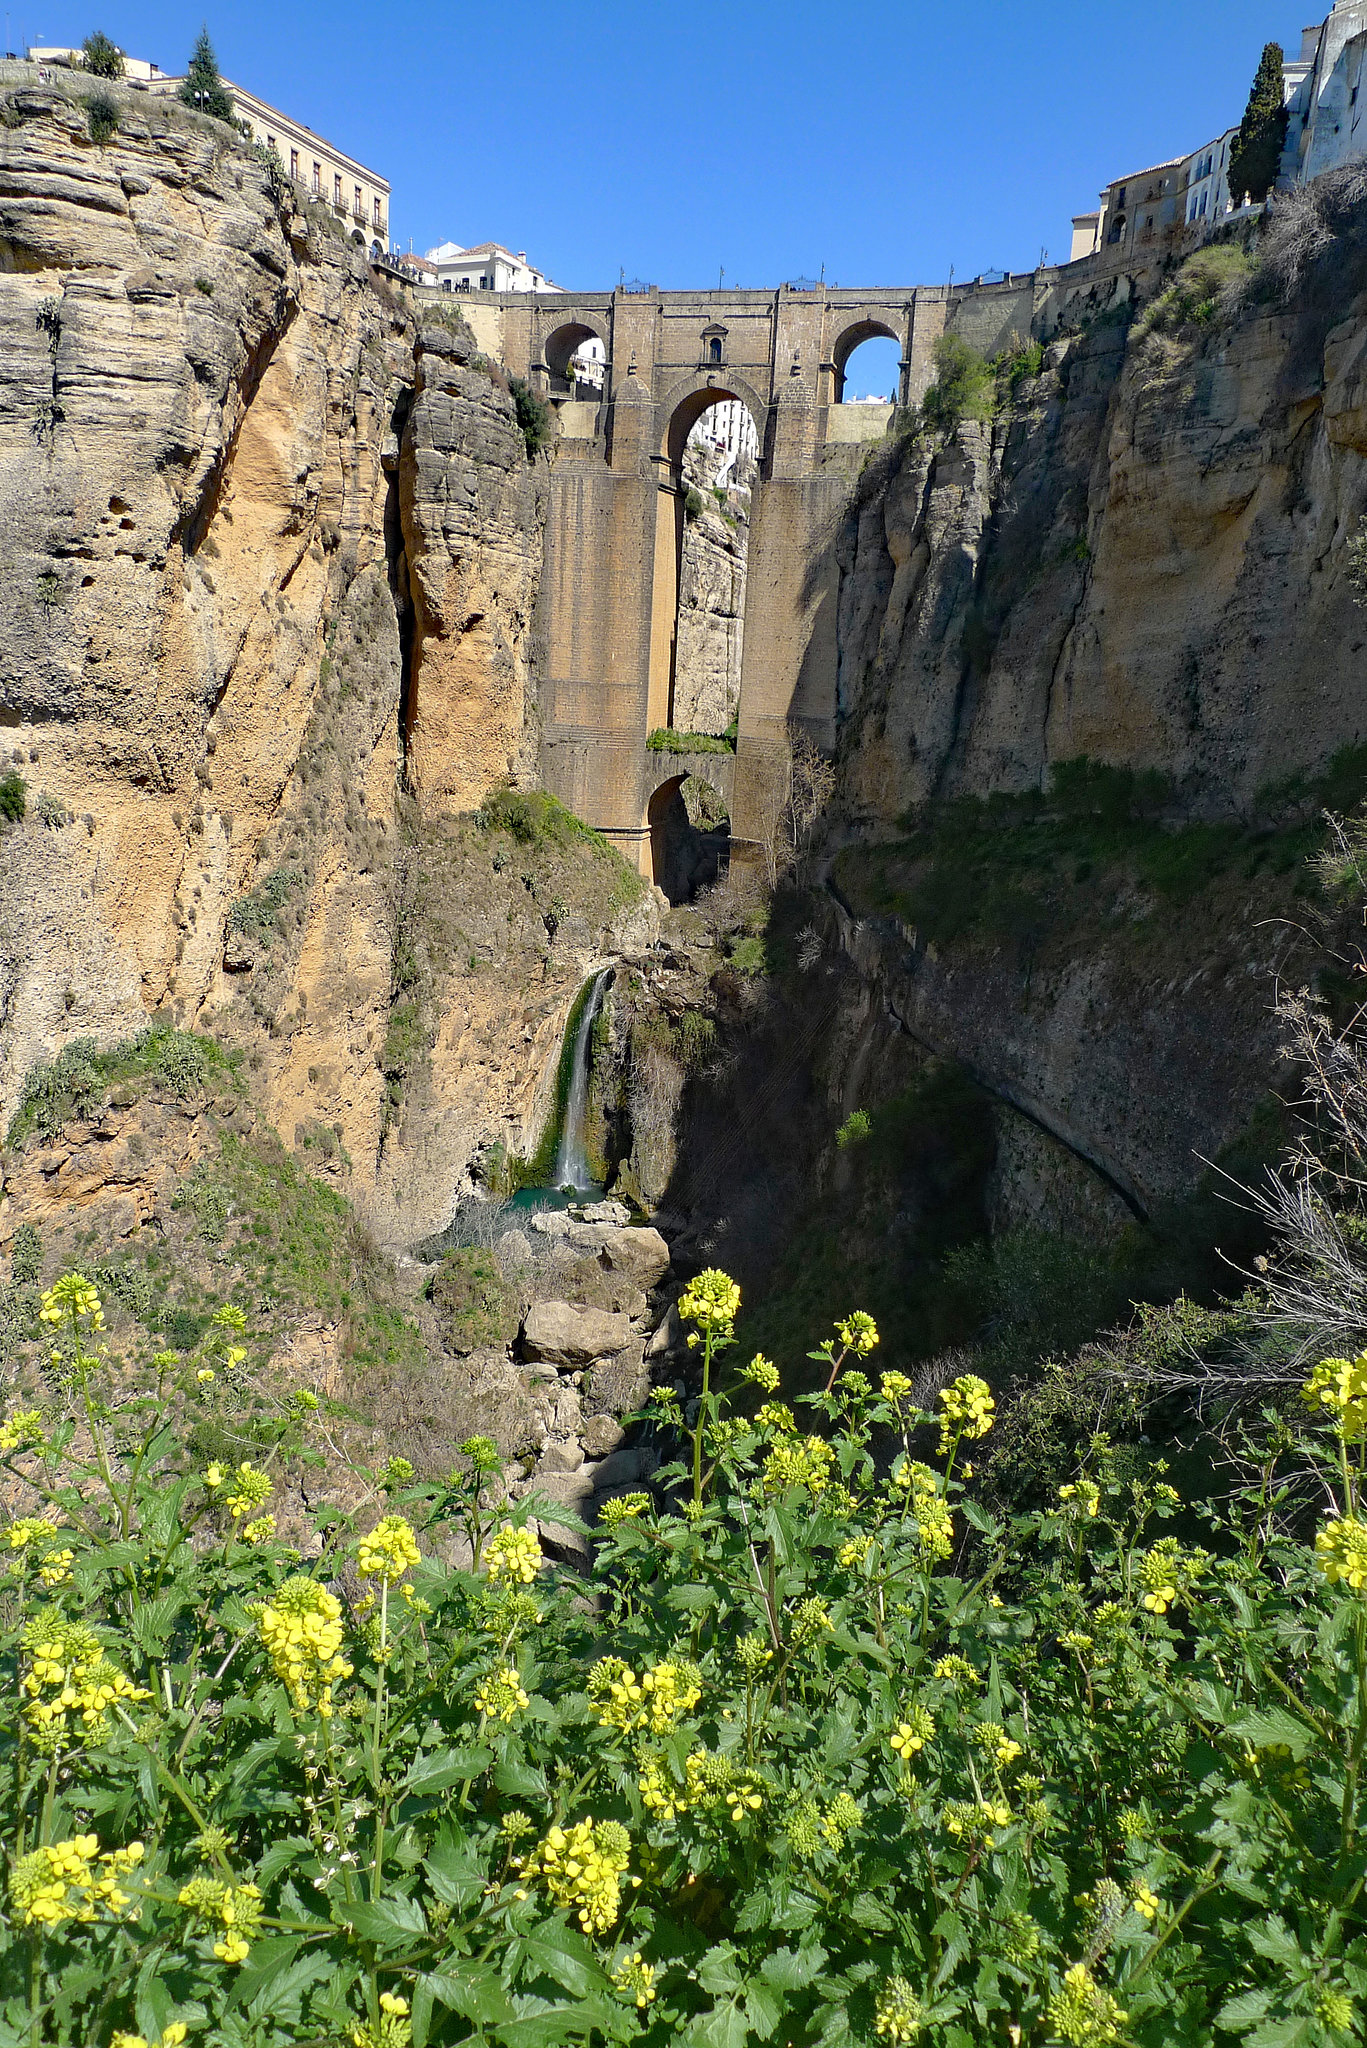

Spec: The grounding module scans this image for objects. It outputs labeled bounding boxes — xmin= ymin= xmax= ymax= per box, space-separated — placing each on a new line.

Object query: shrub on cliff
xmin=4 ymin=1270 xmax=1367 ymax=2043
xmin=920 ymin=332 xmax=996 ymax=432
xmin=79 ymin=30 xmax=124 ymax=77
xmin=509 ymin=376 xmax=552 ymax=460
xmin=0 ymin=769 xmax=25 ymax=823
xmin=427 ymin=1245 xmax=517 ymax=1354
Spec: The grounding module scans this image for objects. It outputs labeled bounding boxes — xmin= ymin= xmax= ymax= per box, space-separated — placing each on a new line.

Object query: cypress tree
xmin=179 ymin=26 xmax=234 ymax=123
xmin=1229 ymin=42 xmax=1289 ymax=203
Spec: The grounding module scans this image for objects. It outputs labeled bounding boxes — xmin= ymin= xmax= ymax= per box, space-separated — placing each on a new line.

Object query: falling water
xmin=554 ymin=969 xmax=611 ymax=1190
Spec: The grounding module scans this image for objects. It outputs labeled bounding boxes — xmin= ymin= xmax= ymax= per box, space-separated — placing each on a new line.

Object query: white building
xmin=424 ymin=241 xmax=562 ymax=293
xmin=28 ymin=46 xmax=390 ymax=252
xmin=1182 ymin=128 xmax=1238 ymax=224
xmin=687 ymin=398 xmax=758 ymax=470
xmin=1282 ymin=1 xmax=1367 ymax=184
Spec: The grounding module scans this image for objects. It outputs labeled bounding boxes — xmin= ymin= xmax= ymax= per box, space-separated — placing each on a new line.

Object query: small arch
xmin=647 ymin=773 xmax=730 ymax=903
xmin=831 ymin=317 xmax=899 ymax=403
xmin=545 ymin=318 xmax=608 ymax=389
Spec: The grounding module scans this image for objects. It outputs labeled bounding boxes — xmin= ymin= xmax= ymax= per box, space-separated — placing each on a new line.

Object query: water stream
xmin=554 ymin=968 xmax=611 ymax=1191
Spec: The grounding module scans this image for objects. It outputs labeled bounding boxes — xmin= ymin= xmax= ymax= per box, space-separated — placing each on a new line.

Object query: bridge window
xmin=647 ymin=773 xmax=730 ymax=904
xmin=671 ymin=397 xmax=759 ymax=742
xmin=837 ymin=334 xmax=900 ymax=406
xmin=545 ymin=321 xmax=607 ymax=396
xmin=709 ymin=336 xmax=723 ymax=363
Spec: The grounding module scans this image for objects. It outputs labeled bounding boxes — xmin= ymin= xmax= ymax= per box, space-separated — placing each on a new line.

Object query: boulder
xmin=538 ymin=1439 xmax=585 ymax=1475
xmin=592 ymin=1445 xmax=655 ymax=1489
xmin=575 ymin=1199 xmax=630 ymax=1225
xmin=600 ymin=1225 xmax=671 ymax=1289
xmin=582 ymin=1344 xmax=650 ymax=1419
xmin=581 ymin=1415 xmax=626 ymax=1459
xmin=523 ymin=1300 xmax=634 ymax=1368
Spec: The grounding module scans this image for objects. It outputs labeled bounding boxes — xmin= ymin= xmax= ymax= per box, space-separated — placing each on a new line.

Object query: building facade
xmin=423 ymin=242 xmax=561 ymax=293
xmin=1282 ymin=1 xmax=1367 ymax=184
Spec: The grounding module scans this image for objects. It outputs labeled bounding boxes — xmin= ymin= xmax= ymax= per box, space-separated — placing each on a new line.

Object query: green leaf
xmin=744 ymin=1978 xmax=784 ymax=2039
xmin=697 ymin=1944 xmax=744 ymax=1998
xmin=493 ymin=1757 xmax=548 ymax=1800
xmin=1216 ymin=1990 xmax=1275 ymax=2027
xmin=421 ymin=1964 xmax=516 ymax=2027
xmin=405 ymin=1744 xmax=494 ymax=1793
xmin=1247 ymin=2021 xmax=1314 ymax=2048
xmin=1230 ymin=1708 xmax=1314 ymax=1759
xmin=424 ymin=1828 xmax=487 ymax=1907
xmin=523 ymin=1926 xmax=611 ymax=1998
xmin=348 ymin=1896 xmax=427 ymax=1948
xmin=761 ymin=1943 xmax=827 ymax=1990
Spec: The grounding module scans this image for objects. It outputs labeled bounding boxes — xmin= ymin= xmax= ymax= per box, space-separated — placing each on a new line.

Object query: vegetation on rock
xmin=177 ymin=29 xmax=234 ymax=124
xmin=1230 ymin=41 xmax=1290 ymax=204
xmin=79 ymin=31 xmax=124 ymax=78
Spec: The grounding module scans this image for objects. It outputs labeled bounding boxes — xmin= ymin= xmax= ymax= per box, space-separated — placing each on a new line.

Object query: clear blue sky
xmin=16 ymin=0 xmax=1291 ymax=290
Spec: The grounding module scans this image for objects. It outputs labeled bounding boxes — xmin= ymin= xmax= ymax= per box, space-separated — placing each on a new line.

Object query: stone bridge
xmin=419 ymin=274 xmax=1109 ymax=878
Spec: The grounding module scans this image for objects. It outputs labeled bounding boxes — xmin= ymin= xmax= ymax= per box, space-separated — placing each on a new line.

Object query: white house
xmin=1182 ymin=128 xmax=1238 ymax=225
xmin=1282 ymin=1 xmax=1367 ymax=185
xmin=423 ymin=242 xmax=562 ymax=294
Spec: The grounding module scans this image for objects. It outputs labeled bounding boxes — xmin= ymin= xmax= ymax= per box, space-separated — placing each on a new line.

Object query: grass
xmin=647 ymin=728 xmax=737 ymax=755
xmin=6 ymin=1027 xmax=241 ymax=1148
xmin=833 ymin=751 xmax=1367 ymax=952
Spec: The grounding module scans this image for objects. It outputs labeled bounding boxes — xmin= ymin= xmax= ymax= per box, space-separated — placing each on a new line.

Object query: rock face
xmin=836 ymin=283 xmax=1367 ymax=819
xmin=523 ymin=1299 xmax=634 ymax=1368
xmin=0 ymin=77 xmax=652 ymax=1237
xmin=672 ymin=435 xmax=751 ymax=736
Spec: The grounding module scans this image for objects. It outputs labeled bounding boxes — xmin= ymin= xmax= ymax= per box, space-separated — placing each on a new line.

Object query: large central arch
xmin=830 ymin=317 xmax=900 ymax=403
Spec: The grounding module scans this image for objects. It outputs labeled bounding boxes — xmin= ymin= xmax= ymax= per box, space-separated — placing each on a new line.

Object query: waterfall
xmin=554 ymin=969 xmax=611 ymax=1190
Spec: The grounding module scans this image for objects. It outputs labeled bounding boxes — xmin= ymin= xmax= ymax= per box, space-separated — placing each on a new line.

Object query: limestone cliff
xmin=0 ymin=75 xmax=645 ymax=1241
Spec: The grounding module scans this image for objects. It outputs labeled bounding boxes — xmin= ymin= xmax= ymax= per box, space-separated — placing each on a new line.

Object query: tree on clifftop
xmin=1229 ymin=42 xmax=1289 ymax=203
xmin=179 ymin=26 xmax=234 ymax=123
xmin=80 ymin=31 xmax=124 ymax=78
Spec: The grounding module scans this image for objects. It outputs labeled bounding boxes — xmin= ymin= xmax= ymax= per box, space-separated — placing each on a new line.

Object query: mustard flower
xmin=1058 ymin=1480 xmax=1100 ymax=1518
xmin=256 ymin=1576 xmax=353 ymax=1716
xmin=0 ymin=1409 xmax=47 ymax=1453
xmin=789 ymin=1597 xmax=833 ymax=1651
xmin=822 ymin=1792 xmax=861 ymax=1849
xmin=1046 ymin=1963 xmax=1127 ymax=2046
xmin=196 ymin=1368 xmax=216 ymax=1384
xmin=943 ymin=1798 xmax=1012 ymax=1847
xmin=483 ymin=1524 xmax=542 ymax=1586
xmin=639 ymin=1756 xmax=691 ymax=1822
xmin=1316 ymin=1516 xmax=1367 ymax=1590
xmin=224 ymin=1462 xmax=272 ymax=1520
xmin=474 ymin=1665 xmax=529 ymax=1722
xmin=21 ymin=1611 xmax=150 ymax=1747
xmin=612 ymin=1953 xmax=658 ymax=2009
xmin=112 ymin=2028 xmax=188 ymax=2048
xmin=933 ymin=1654 xmax=977 ymax=1685
xmin=459 ymin=1433 xmax=501 ymax=1470
xmin=735 ymin=1632 xmax=773 ymax=1676
xmin=1132 ymin=1885 xmax=1161 ymax=1922
xmin=177 ymin=1873 xmax=263 ymax=1964
xmin=39 ymin=1274 xmax=104 ymax=1328
xmin=974 ymin=1720 xmax=1023 ymax=1769
xmin=242 ymin=1515 xmax=276 ymax=1546
xmin=836 ymin=1310 xmax=879 ymax=1357
xmin=9 ymin=1836 xmax=144 ymax=1926
xmin=678 ymin=1268 xmax=741 ymax=1337
xmin=600 ymin=1491 xmax=651 ymax=1526
xmin=742 ymin=1352 xmax=780 ymax=1392
xmin=879 ymin=1370 xmax=913 ymax=1403
xmin=352 ymin=1990 xmax=413 ymax=2048
xmin=936 ymin=1373 xmax=995 ymax=1456
xmin=763 ymin=1433 xmax=834 ymax=1498
xmin=874 ymin=1977 xmax=923 ymax=2043
xmin=1060 ymin=1629 xmax=1094 ymax=1653
xmin=205 ymin=1463 xmax=225 ymax=1489
xmin=212 ymin=1303 xmax=247 ymax=1331
xmin=839 ymin=1533 xmax=873 ymax=1569
xmin=1303 ymin=1353 xmax=1367 ymax=1443
xmin=755 ymin=1400 xmax=798 ymax=1436
xmin=521 ymin=1819 xmax=634 ymax=1934
xmin=357 ymin=1514 xmax=421 ymax=1586
xmin=891 ymin=1705 xmax=934 ymax=1760
xmin=1139 ymin=1536 xmax=1202 ymax=1614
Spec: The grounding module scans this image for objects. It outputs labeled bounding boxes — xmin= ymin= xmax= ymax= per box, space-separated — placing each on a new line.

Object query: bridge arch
xmin=646 ymin=770 xmax=731 ymax=902
xmin=657 ymin=370 xmax=769 ymax=470
xmin=543 ymin=316 xmax=608 ymax=385
xmin=831 ymin=317 xmax=900 ymax=403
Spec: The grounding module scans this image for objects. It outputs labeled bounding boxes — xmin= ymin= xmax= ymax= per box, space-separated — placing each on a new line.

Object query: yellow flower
xmin=1047 ymin=1962 xmax=1127 ymax=2046
xmin=1059 ymin=1480 xmax=1100 ymax=1518
xmin=1132 ymin=1885 xmax=1161 ymax=1922
xmin=974 ymin=1720 xmax=1023 ymax=1769
xmin=1138 ymin=1537 xmax=1203 ymax=1615
xmin=204 ymin=1463 xmax=225 ymax=1489
xmin=874 ymin=1976 xmax=923 ymax=2043
xmin=242 ymin=1515 xmax=276 ymax=1546
xmin=9 ymin=1836 xmax=144 ymax=1926
xmin=39 ymin=1275 xmax=104 ymax=1328
xmin=483 ymin=1524 xmax=542 ymax=1586
xmin=1304 ymin=1353 xmax=1367 ymax=1442
xmin=214 ymin=1933 xmax=250 ymax=1965
xmin=742 ymin=1352 xmax=780 ymax=1392
xmin=521 ymin=1819 xmax=634 ymax=1935
xmin=762 ymin=1433 xmax=834 ymax=1498
xmin=1316 ymin=1516 xmax=1367 ymax=1591
xmin=196 ymin=1368 xmax=216 ymax=1384
xmin=356 ymin=1514 xmax=421 ymax=1586
xmin=20 ymin=1611 xmax=150 ymax=1748
xmin=678 ymin=1268 xmax=741 ymax=1337
xmin=600 ymin=1492 xmax=651 ymax=1527
xmin=879 ymin=1371 xmax=913 ymax=1403
xmin=836 ymin=1310 xmax=879 ymax=1356
xmin=890 ymin=1705 xmax=934 ymax=1760
xmin=936 ymin=1374 xmax=994 ymax=1456
xmin=612 ymin=1953 xmax=657 ymax=2008
xmin=474 ymin=1666 xmax=529 ymax=1722
xmin=224 ymin=1462 xmax=272 ymax=1520
xmin=256 ymin=1576 xmax=353 ymax=1716
xmin=112 ymin=2029 xmax=187 ymax=2048
xmin=0 ymin=1409 xmax=47 ymax=1453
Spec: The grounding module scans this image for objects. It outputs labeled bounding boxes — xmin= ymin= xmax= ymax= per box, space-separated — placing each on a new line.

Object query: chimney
xmin=517 ymin=251 xmax=526 ymax=262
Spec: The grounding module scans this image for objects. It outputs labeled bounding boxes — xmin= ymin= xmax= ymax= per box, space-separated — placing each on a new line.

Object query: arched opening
xmin=545 ymin=320 xmax=606 ymax=396
xmin=670 ymin=393 xmax=760 ymax=738
xmin=648 ymin=773 xmax=731 ymax=904
xmin=833 ymin=320 xmax=901 ymax=405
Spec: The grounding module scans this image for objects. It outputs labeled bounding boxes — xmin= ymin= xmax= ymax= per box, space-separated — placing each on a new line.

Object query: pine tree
xmin=80 ymin=31 xmax=124 ymax=78
xmin=178 ymin=26 xmax=234 ymax=123
xmin=1229 ymin=42 xmax=1289 ymax=204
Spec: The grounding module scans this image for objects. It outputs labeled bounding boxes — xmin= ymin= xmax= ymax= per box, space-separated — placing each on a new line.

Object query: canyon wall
xmin=0 ymin=76 xmax=648 ymax=1244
